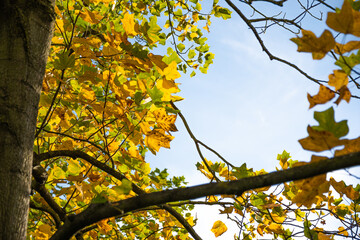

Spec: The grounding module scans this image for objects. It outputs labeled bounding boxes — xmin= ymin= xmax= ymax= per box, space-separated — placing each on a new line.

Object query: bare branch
xmin=225 ymin=0 xmax=326 ymax=85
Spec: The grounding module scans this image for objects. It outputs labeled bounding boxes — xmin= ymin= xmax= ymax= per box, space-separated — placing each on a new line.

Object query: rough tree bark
xmin=0 ymin=1 xmax=55 ymax=239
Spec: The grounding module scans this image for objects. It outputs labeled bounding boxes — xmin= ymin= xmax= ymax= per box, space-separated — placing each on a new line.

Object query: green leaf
xmin=113 ymin=179 xmax=133 ymax=195
xmin=250 ymin=192 xmax=266 ymax=209
xmin=232 ymin=163 xmax=253 ymax=179
xmin=134 ymin=91 xmax=143 ymax=106
xmin=147 ymin=85 xmax=163 ymax=103
xmin=188 ymin=49 xmax=196 ymax=59
xmin=177 ymin=43 xmax=185 ymax=52
xmin=304 ymin=220 xmax=318 ymax=240
xmin=312 ymin=107 xmax=349 ymax=138
xmin=54 ymin=51 xmax=75 ymax=70
xmin=335 ymin=50 xmax=360 ymax=74
xmin=91 ymin=191 xmax=108 ymax=203
xmin=67 ymin=159 xmax=82 ymax=176
xmin=277 ymin=150 xmax=291 ymax=162
xmin=163 ymin=48 xmax=182 ymax=64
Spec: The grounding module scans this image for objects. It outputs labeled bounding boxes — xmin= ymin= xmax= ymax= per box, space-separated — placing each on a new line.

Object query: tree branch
xmin=224 ymin=0 xmax=326 ymax=85
xmin=50 ymin=151 xmax=360 ymax=239
xmin=35 ymin=150 xmax=202 ymax=240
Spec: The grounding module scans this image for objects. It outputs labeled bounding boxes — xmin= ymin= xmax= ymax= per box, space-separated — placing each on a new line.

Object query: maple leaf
xmin=153 ymin=108 xmax=178 ymax=132
xmin=299 ymin=126 xmax=346 ymax=152
xmin=307 ymin=85 xmax=335 ymax=109
xmin=145 ymin=129 xmax=175 ymax=154
xmin=311 ymin=107 xmax=349 ymax=138
xmin=326 ymin=0 xmax=360 ymax=37
xmin=161 ymin=61 xmax=181 ymax=80
xmin=330 ymin=177 xmax=360 ymax=200
xmin=80 ymin=9 xmax=101 ymax=24
xmin=291 ymin=30 xmax=335 ymax=59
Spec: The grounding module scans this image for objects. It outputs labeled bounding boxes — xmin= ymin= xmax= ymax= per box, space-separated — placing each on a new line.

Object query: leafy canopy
xmin=29 ymin=0 xmax=360 ymax=239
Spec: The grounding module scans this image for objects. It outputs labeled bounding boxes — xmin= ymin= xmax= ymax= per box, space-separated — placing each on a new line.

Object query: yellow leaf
xmin=291 ymin=165 xmax=330 ymax=207
xmin=149 ymin=53 xmax=168 ymax=71
xmin=334 ymin=85 xmax=351 ymax=105
xmin=145 ymin=129 xmax=174 ymax=154
xmin=328 ymin=70 xmax=348 ymax=91
xmin=338 ymin=226 xmax=349 ymax=236
xmin=140 ymin=162 xmax=151 ymax=175
xmin=270 ymin=213 xmax=285 ymax=223
xmin=75 ymin=181 xmax=84 ymax=200
xmin=219 ymin=206 xmax=233 ymax=214
xmin=334 ymin=41 xmax=360 ymax=54
xmin=153 ymin=108 xmax=178 ymax=132
xmin=257 ymin=224 xmax=266 ymax=236
xmin=50 ymin=166 xmax=66 ymax=181
xmin=102 ymin=44 xmax=121 ymax=56
xmin=186 ymin=216 xmax=195 ymax=226
xmin=162 ymin=61 xmax=181 ymax=80
xmin=307 ymin=85 xmax=335 ymax=109
xmin=291 ymin=30 xmax=335 ymax=59
xmin=211 ymin=220 xmax=228 ymax=237
xmin=265 ymin=223 xmax=284 ymax=234
xmin=68 ymin=159 xmax=83 ymax=176
xmin=121 ymin=12 xmax=137 ymax=36
xmin=56 ymin=139 xmax=74 ymax=150
xmin=88 ymin=171 xmax=101 ymax=182
xmin=335 ymin=137 xmax=360 ymax=156
xmin=330 ymin=177 xmax=360 ymax=200
xmin=319 ymin=233 xmax=332 ymax=240
xmin=97 ymin=219 xmax=113 ymax=235
xmin=299 ymin=126 xmax=346 ymax=152
xmin=208 ymin=195 xmax=218 ymax=202
xmin=35 ymin=224 xmax=53 ymax=239
xmin=80 ymin=9 xmax=101 ymax=24
xmin=326 ymin=0 xmax=360 ymax=36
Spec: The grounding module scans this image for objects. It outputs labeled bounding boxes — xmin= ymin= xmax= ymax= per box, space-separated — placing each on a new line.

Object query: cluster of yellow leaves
xmin=30 ymin=0 xmax=232 ymax=238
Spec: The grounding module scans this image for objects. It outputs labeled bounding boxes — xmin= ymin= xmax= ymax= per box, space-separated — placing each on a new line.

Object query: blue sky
xmin=147 ymin=2 xmax=360 ymax=239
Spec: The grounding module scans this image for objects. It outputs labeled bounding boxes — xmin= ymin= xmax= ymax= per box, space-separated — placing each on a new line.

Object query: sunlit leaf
xmin=299 ymin=126 xmax=346 ymax=152
xmin=211 ymin=220 xmax=228 ymax=237
xmin=121 ymin=12 xmax=137 ymax=36
xmin=335 ymin=136 xmax=360 ymax=156
xmin=327 ymin=0 xmax=360 ymax=36
xmin=312 ymin=107 xmax=349 ymax=138
xmin=330 ymin=177 xmax=360 ymax=200
xmin=307 ymin=85 xmax=335 ymax=109
xmin=328 ymin=70 xmax=348 ymax=91
xmin=291 ymin=30 xmax=335 ymax=59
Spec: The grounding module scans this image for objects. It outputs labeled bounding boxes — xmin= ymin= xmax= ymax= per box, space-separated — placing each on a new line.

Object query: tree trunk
xmin=0 ymin=1 xmax=54 ymax=239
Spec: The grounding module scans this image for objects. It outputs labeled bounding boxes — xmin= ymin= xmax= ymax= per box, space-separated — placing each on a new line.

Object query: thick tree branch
xmin=50 ymin=151 xmax=360 ymax=239
xmin=35 ymin=151 xmax=202 ymax=240
xmin=31 ymin=180 xmax=66 ymax=221
xmin=29 ymin=200 xmax=61 ymax=227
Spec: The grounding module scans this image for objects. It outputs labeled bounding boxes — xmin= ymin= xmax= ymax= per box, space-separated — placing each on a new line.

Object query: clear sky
xmin=147 ymin=1 xmax=360 ymax=239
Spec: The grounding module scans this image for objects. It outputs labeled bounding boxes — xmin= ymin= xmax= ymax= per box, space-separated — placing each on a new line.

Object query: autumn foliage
xmin=28 ymin=0 xmax=360 ymax=239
